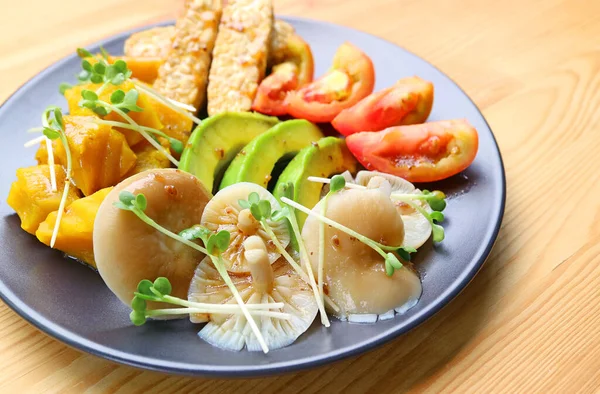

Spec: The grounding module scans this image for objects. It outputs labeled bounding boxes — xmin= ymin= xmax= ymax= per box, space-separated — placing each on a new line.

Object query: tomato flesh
xmin=252 ymin=63 xmax=299 ymax=116
xmin=284 ymin=42 xmax=375 ymax=123
xmin=332 ymin=76 xmax=434 ymax=136
xmin=345 ymin=119 xmax=479 ymax=183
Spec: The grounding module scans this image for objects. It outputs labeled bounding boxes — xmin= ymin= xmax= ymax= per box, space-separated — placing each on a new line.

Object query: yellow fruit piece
xmin=64 ymin=81 xmax=163 ymax=147
xmin=45 ymin=116 xmax=137 ymax=196
xmin=6 ymin=165 xmax=80 ymax=234
xmin=36 ymin=187 xmax=113 ymax=268
xmin=108 ymin=56 xmax=164 ymax=84
xmin=146 ymin=95 xmax=193 ymax=148
xmin=124 ymin=138 xmax=172 ymax=177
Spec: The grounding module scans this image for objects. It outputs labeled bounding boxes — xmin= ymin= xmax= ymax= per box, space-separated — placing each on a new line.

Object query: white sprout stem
xmin=23 ymin=135 xmax=45 ymax=148
xmin=318 ymin=198 xmax=327 ymax=310
xmin=132 ymin=81 xmax=202 ymax=125
xmin=95 ymin=80 xmax=110 ymax=96
xmin=261 ymin=221 xmax=331 ymax=326
xmin=161 ymin=294 xmax=284 ymax=311
xmin=281 ymin=197 xmax=389 ymax=261
xmin=50 ymin=134 xmax=73 ymax=248
xmin=393 ymin=195 xmax=436 ymax=228
xmin=211 ymin=256 xmax=270 ymax=354
xmin=93 ymin=119 xmax=173 ymax=141
xmin=287 ymin=213 xmax=340 ymax=314
xmin=307 ymin=176 xmax=364 ymax=189
xmin=27 ymin=127 xmax=44 ymax=133
xmin=97 ymin=101 xmax=179 ymax=166
xmin=45 ymin=137 xmax=57 ymax=192
xmin=146 ymin=308 xmax=291 ymax=320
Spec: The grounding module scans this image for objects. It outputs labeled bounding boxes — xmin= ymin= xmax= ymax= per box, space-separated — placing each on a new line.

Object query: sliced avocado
xmin=274 ymin=136 xmax=358 ymax=227
xmin=220 ymin=119 xmax=324 ymax=190
xmin=179 ymin=112 xmax=278 ymax=193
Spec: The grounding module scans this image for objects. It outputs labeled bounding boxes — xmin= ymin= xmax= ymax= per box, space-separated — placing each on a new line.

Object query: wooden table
xmin=1 ymin=0 xmax=599 ymax=392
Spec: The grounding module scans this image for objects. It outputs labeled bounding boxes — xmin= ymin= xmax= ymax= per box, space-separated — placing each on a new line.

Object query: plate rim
xmin=0 ymin=15 xmax=506 ymax=377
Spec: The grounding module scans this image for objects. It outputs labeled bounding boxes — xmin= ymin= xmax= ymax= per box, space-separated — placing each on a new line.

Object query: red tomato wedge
xmin=252 ymin=35 xmax=314 ymax=116
xmin=332 ymin=76 xmax=434 ymax=136
xmin=346 ymin=119 xmax=479 ymax=183
xmin=284 ymin=42 xmax=375 ymax=123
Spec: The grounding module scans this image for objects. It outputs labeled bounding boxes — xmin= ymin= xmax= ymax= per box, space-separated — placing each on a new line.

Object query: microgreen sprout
xmin=75 ymin=47 xmax=132 ymax=89
xmin=40 ymin=106 xmax=73 ymax=248
xmin=114 ymin=191 xmax=271 ymax=353
xmin=129 ymin=277 xmax=290 ymax=326
xmin=239 ymin=189 xmax=333 ymax=325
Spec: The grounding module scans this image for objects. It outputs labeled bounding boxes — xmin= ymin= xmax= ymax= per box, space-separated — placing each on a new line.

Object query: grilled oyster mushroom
xmin=201 ymin=182 xmax=290 ymax=273
xmin=302 ymin=181 xmax=422 ymax=319
xmin=354 ymin=170 xmax=432 ymax=249
xmin=188 ymin=236 xmax=317 ymax=351
xmin=93 ymin=169 xmax=211 ymax=310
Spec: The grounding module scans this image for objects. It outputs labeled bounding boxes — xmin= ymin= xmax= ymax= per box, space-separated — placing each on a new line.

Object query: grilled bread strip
xmin=206 ymin=0 xmax=274 ymax=115
xmin=153 ymin=0 xmax=222 ymax=110
xmin=124 ymin=26 xmax=175 ymax=58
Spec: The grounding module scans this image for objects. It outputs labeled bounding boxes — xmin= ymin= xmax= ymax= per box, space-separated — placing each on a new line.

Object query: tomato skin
xmin=332 ymin=76 xmax=434 ymax=136
xmin=345 ymin=119 xmax=479 ymax=183
xmin=251 ymin=63 xmax=299 ymax=116
xmin=284 ymin=42 xmax=375 ymax=123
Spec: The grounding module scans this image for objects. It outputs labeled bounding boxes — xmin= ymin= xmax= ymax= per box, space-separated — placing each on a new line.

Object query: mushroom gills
xmin=302 ymin=186 xmax=423 ymax=321
xmin=189 ymin=256 xmax=318 ymax=351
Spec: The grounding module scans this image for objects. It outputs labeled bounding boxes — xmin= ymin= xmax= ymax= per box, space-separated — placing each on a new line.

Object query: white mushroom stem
xmin=146 ymin=308 xmax=291 ymax=320
xmin=366 ymin=177 xmax=392 ymax=197
xmin=237 ymin=209 xmax=260 ymax=235
xmin=244 ymin=236 xmax=274 ymax=294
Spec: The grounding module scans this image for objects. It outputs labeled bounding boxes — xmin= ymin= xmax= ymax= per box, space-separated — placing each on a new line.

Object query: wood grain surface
xmin=1 ymin=0 xmax=600 ymax=392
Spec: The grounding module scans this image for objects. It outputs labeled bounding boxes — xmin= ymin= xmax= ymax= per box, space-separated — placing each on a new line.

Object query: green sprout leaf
xmin=169 ymin=138 xmax=184 ymax=154
xmin=179 ymin=225 xmax=211 ymax=242
xmin=248 ymin=192 xmax=260 ymax=205
xmin=386 ymin=253 xmax=403 ymax=270
xmin=93 ymin=106 xmax=109 ymax=116
xmin=93 ymin=62 xmax=106 ymax=75
xmin=385 ymin=260 xmax=394 ymax=276
xmin=119 ymin=90 xmax=143 ymax=112
xmin=397 ymin=248 xmax=411 ymax=262
xmin=214 ymin=230 xmax=231 ymax=253
xmin=113 ymin=59 xmax=127 ymax=73
xmin=112 ymin=201 xmax=133 ymax=211
xmin=238 ymin=199 xmax=250 ymax=209
xmin=118 ymin=191 xmax=135 ymax=206
xmin=77 ymin=48 xmax=93 ymax=58
xmin=82 ymin=59 xmax=93 ymax=72
xmin=131 ymin=296 xmax=147 ymax=312
xmin=90 ymin=74 xmax=104 ymax=84
xmin=99 ymin=46 xmax=110 ymax=60
xmin=129 ymin=310 xmax=146 ymax=326
xmin=110 ymin=89 xmax=126 ymax=105
xmin=430 ymin=211 xmax=445 ymax=222
xmin=134 ymin=193 xmax=147 ymax=211
xmin=250 ymin=203 xmax=263 ymax=221
xmin=81 ymin=89 xmax=98 ymax=101
xmin=153 ymin=277 xmax=172 ymax=296
xmin=78 ymin=70 xmax=91 ymax=82
xmin=429 ymin=197 xmax=446 ymax=212
xmin=137 ymin=279 xmax=154 ymax=296
xmin=43 ymin=127 xmax=61 ymax=140
xmin=110 ymin=73 xmax=126 ymax=86
xmin=432 ymin=224 xmax=445 ymax=242
xmin=258 ymin=199 xmax=271 ymax=219
xmin=329 ymin=175 xmax=346 ymax=193
xmin=59 ymin=82 xmax=73 ymax=95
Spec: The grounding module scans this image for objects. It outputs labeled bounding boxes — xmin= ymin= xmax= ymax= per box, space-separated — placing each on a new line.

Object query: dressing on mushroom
xmin=93 ymin=169 xmax=211 ymax=311
xmin=188 ymin=236 xmax=318 ymax=351
xmin=201 ymin=182 xmax=290 ymax=273
xmin=302 ymin=178 xmax=422 ymax=320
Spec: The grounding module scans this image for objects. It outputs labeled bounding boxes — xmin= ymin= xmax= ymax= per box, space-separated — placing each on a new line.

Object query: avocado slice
xmin=220 ymin=119 xmax=324 ymax=190
xmin=273 ymin=136 xmax=358 ymax=227
xmin=179 ymin=112 xmax=279 ymax=193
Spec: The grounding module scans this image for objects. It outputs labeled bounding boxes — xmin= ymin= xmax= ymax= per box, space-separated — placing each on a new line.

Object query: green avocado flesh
xmin=220 ymin=119 xmax=324 ymax=190
xmin=273 ymin=136 xmax=359 ymax=227
xmin=178 ymin=112 xmax=279 ymax=193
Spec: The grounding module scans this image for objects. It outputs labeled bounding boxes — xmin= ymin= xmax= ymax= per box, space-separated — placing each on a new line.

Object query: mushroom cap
xmin=201 ymin=182 xmax=290 ymax=273
xmin=302 ymin=187 xmax=422 ymax=317
xmin=354 ymin=170 xmax=432 ymax=249
xmin=188 ymin=257 xmax=318 ymax=351
xmin=93 ymin=169 xmax=211 ymax=310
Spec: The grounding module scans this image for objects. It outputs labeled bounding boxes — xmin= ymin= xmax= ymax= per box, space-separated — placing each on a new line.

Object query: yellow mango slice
xmin=147 ymin=96 xmax=193 ymax=149
xmin=36 ymin=187 xmax=112 ymax=268
xmin=6 ymin=165 xmax=80 ymax=234
xmin=64 ymin=81 xmax=163 ymax=147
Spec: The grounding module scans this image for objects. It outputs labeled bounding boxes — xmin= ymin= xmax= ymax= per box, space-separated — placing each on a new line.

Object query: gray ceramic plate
xmin=0 ymin=17 xmax=505 ymax=376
